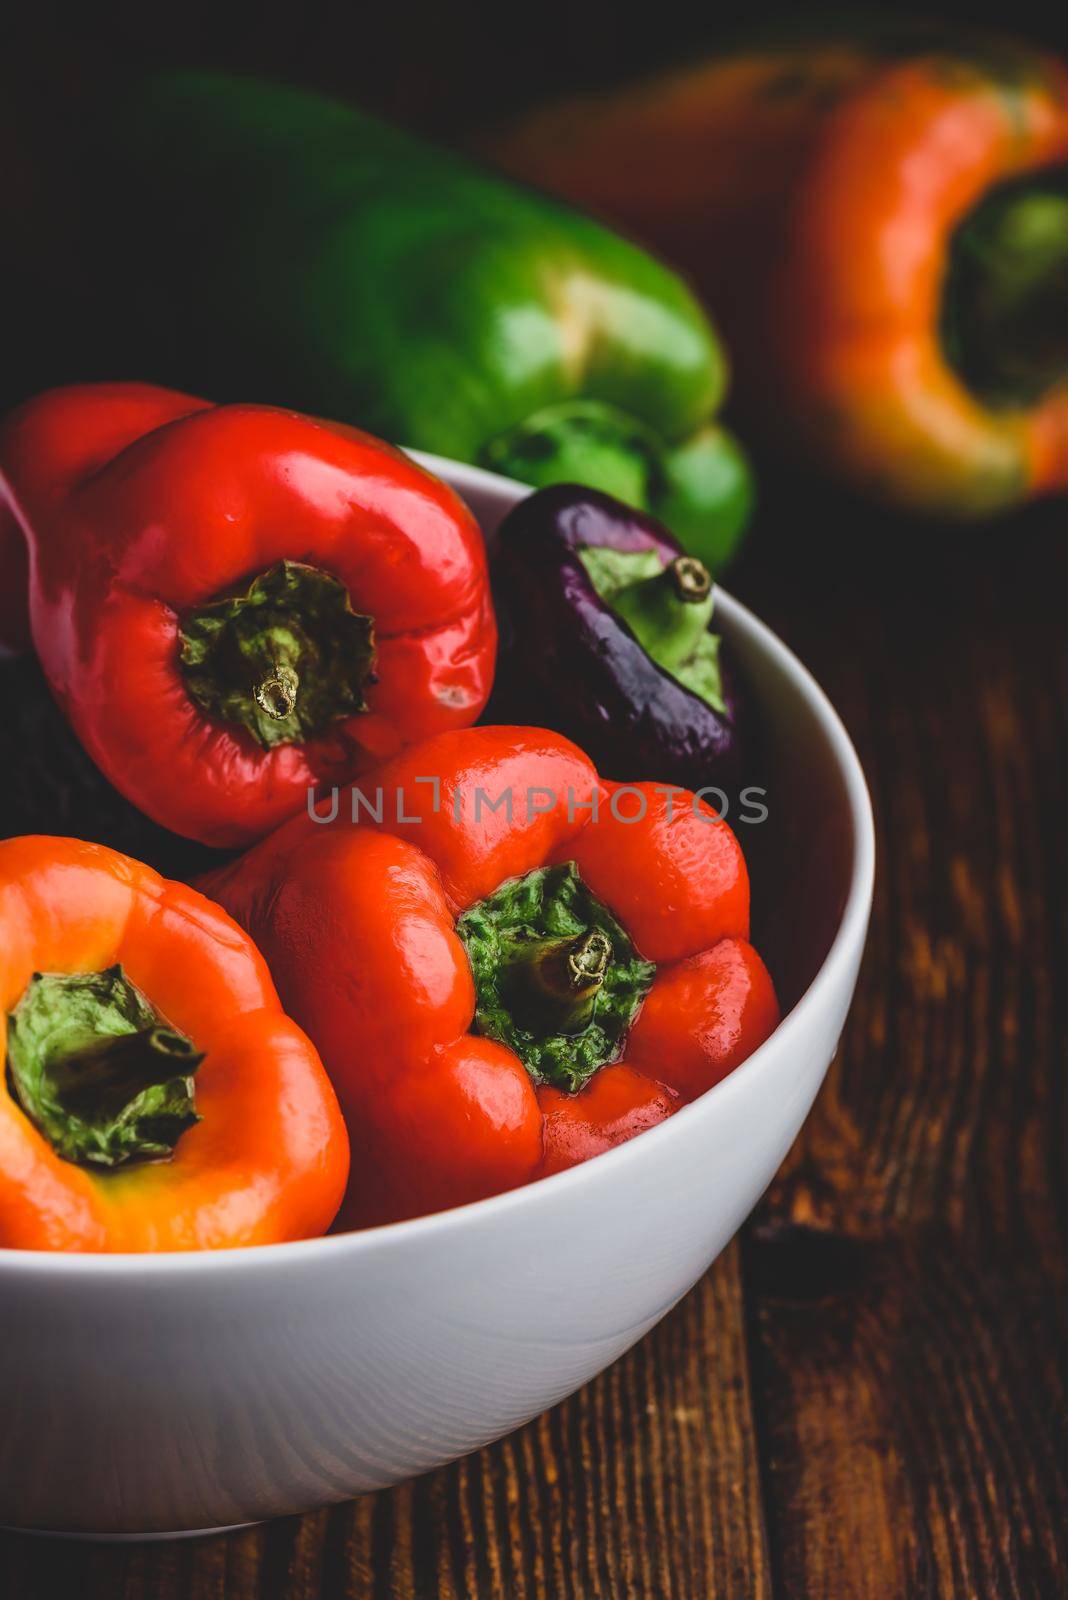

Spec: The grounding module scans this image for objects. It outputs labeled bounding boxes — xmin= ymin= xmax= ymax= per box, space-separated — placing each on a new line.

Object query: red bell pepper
xmin=199 ymin=726 xmax=780 ymax=1226
xmin=0 ymin=384 xmax=496 ymax=847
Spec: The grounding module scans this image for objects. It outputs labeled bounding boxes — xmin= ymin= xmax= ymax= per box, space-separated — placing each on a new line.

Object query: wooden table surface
xmin=2 ymin=485 xmax=1064 ymax=1598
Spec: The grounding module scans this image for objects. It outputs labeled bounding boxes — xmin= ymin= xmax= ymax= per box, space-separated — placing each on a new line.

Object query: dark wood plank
xmin=733 ymin=495 xmax=1068 ymax=1600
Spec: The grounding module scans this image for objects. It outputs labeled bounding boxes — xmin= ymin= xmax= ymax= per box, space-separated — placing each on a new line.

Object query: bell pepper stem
xmin=457 ymin=862 xmax=655 ymax=1091
xmin=612 ymin=554 xmax=715 ymax=672
xmin=49 ymin=1025 xmax=202 ymax=1119
xmin=179 ymin=560 xmax=375 ymax=751
xmin=669 ymin=555 xmax=713 ymax=602
xmin=254 ymin=663 xmax=299 ymax=721
xmin=506 ymin=929 xmax=612 ymax=1036
xmin=5 ymin=966 xmax=204 ymax=1168
xmin=946 ymin=172 xmax=1068 ymax=406
xmin=482 ymin=399 xmax=658 ymax=509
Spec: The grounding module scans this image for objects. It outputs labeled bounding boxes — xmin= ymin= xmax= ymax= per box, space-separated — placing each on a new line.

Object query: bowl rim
xmin=0 ymin=458 xmax=875 ymax=1278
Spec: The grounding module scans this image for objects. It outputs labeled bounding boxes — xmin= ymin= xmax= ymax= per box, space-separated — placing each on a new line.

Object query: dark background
xmin=10 ymin=1 xmax=1068 ymax=132
xmin=2 ymin=5 xmax=1067 ymax=1597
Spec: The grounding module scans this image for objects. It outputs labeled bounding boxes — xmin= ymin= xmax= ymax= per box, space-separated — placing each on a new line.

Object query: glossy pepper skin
xmin=0 ymin=384 xmax=495 ymax=848
xmin=43 ymin=72 xmax=751 ymax=570
xmin=199 ymin=727 xmax=780 ymax=1228
xmin=489 ymin=485 xmax=744 ymax=795
xmin=0 ymin=836 xmax=348 ymax=1251
xmin=488 ymin=29 xmax=1068 ymax=518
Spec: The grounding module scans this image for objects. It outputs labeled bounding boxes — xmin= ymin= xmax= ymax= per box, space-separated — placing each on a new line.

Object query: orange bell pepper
xmin=199 ymin=726 xmax=780 ymax=1227
xmin=0 ymin=836 xmax=348 ymax=1251
xmin=488 ymin=30 xmax=1068 ymax=517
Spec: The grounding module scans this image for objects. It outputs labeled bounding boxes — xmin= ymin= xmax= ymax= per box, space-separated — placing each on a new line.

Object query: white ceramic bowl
xmin=0 ymin=456 xmax=874 ymax=1538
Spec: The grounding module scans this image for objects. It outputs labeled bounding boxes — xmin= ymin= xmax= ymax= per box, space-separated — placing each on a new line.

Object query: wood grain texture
xmin=1 ymin=494 xmax=1065 ymax=1597
xmin=741 ymin=492 xmax=1068 ymax=1600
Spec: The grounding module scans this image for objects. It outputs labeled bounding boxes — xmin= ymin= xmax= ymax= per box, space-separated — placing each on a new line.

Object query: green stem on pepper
xmin=578 ymin=544 xmax=727 ymax=715
xmin=504 ymin=928 xmax=612 ymax=1036
xmin=482 ymin=399 xmax=660 ymax=510
xmin=457 ymin=862 xmax=655 ymax=1092
xmin=944 ymin=169 xmax=1068 ymax=407
xmin=5 ymin=965 xmax=203 ymax=1168
xmin=612 ymin=554 xmax=714 ymax=673
xmin=179 ymin=559 xmax=376 ymax=749
xmin=254 ymin=662 xmax=300 ymax=723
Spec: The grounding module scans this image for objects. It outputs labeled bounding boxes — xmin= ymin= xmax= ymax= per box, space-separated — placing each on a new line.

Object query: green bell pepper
xmin=79 ymin=72 xmax=753 ymax=568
